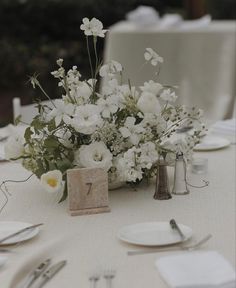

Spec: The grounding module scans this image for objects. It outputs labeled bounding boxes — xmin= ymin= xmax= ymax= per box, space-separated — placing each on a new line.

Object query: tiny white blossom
xmin=80 ymin=17 xmax=107 ymax=38
xmin=144 ymin=48 xmax=163 ymax=66
xmin=74 ymin=141 xmax=112 ymax=171
xmin=40 ymin=170 xmax=64 ymax=193
xmin=160 ymin=88 xmax=178 ymax=102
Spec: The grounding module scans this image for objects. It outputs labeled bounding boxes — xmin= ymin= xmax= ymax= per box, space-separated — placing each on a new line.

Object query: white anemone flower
xmin=40 ymin=170 xmax=64 ymax=193
xmin=99 ymin=60 xmax=123 ymax=78
xmin=80 ymin=17 xmax=107 ymax=38
xmin=71 ymin=104 xmax=102 ymax=135
xmin=97 ymin=96 xmax=118 ymax=118
xmin=144 ymin=48 xmax=163 ymax=66
xmin=119 ymin=117 xmax=144 ymax=145
xmin=137 ymin=91 xmax=161 ymax=114
xmin=48 ymin=99 xmax=75 ymax=127
xmin=74 ymin=141 xmax=112 ymax=171
xmin=4 ymin=135 xmax=24 ymax=161
xmin=160 ymin=88 xmax=178 ymax=102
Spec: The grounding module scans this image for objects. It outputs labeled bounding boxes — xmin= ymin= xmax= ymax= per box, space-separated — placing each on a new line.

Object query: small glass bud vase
xmin=153 ymin=157 xmax=172 ymax=200
xmin=172 ymin=152 xmax=189 ymax=195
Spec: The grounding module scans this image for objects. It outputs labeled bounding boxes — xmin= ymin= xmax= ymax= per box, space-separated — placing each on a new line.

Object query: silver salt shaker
xmin=172 ymin=152 xmax=189 ymax=195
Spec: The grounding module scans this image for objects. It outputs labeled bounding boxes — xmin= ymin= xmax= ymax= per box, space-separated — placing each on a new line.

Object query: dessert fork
xmin=89 ymin=273 xmax=100 ymax=288
xmin=104 ymin=269 xmax=116 ymax=288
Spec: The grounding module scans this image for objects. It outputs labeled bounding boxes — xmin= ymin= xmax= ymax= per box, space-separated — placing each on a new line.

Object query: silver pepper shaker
xmin=172 ymin=152 xmax=189 ymax=195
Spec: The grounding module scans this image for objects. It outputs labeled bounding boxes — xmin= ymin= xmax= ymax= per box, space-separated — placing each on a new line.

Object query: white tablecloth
xmin=104 ymin=21 xmax=236 ymax=122
xmin=0 ymin=146 xmax=235 ymax=287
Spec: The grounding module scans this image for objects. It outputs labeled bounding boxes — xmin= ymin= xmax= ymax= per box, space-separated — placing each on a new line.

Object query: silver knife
xmin=169 ymin=219 xmax=186 ymax=241
xmin=0 ymin=223 xmax=43 ymax=244
xmin=18 ymin=259 xmax=51 ymax=288
xmin=31 ymin=260 xmax=67 ymax=288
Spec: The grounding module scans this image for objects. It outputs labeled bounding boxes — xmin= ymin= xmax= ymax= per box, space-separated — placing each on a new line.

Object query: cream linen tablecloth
xmin=0 ymin=146 xmax=235 ymax=287
xmin=104 ymin=21 xmax=236 ymax=121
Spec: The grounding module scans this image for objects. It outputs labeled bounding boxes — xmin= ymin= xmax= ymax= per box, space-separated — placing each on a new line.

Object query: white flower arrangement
xmin=6 ymin=17 xmax=205 ymax=201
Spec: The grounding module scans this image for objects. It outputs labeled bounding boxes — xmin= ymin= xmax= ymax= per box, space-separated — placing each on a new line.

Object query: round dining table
xmin=0 ymin=144 xmax=235 ymax=287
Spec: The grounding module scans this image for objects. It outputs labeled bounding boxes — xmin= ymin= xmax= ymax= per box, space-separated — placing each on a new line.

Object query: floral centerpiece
xmin=5 ymin=18 xmax=205 ymax=201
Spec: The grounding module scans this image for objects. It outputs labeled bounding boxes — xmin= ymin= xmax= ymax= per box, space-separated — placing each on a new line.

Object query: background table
xmin=104 ymin=21 xmax=236 ymax=122
xmin=0 ymin=145 xmax=235 ymax=287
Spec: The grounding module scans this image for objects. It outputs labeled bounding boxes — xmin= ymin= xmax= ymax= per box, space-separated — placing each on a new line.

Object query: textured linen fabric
xmin=0 ymin=146 xmax=235 ymax=287
xmin=104 ymin=21 xmax=236 ymax=121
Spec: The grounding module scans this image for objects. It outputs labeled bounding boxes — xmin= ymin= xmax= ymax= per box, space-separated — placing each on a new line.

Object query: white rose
xmin=40 ymin=170 xmax=64 ymax=193
xmin=74 ymin=141 xmax=112 ymax=171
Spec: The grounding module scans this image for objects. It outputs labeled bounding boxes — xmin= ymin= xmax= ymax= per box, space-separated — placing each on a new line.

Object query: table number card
xmin=67 ymin=168 xmax=110 ymax=216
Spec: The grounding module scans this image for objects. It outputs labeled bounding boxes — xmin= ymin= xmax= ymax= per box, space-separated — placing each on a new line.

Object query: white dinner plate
xmin=193 ymin=136 xmax=231 ymax=151
xmin=118 ymin=222 xmax=193 ymax=246
xmin=0 ymin=221 xmax=40 ymax=245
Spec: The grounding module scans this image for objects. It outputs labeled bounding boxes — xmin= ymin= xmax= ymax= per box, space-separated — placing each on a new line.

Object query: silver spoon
xmin=127 ymin=234 xmax=212 ymax=256
xmin=169 ymin=219 xmax=186 ymax=241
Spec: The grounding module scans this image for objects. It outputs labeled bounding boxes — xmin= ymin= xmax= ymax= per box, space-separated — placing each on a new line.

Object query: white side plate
xmin=118 ymin=222 xmax=193 ymax=246
xmin=0 ymin=221 xmax=40 ymax=245
xmin=194 ymin=136 xmax=230 ymax=151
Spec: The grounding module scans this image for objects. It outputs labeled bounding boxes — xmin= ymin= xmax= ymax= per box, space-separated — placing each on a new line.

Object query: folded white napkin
xmin=155 ymin=251 xmax=236 ymax=288
xmin=210 ymin=118 xmax=236 ymax=144
xmin=179 ymin=15 xmax=211 ymax=30
xmin=126 ymin=5 xmax=159 ymax=27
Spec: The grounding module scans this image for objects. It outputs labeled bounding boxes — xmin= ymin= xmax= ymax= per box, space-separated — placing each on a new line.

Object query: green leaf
xmin=24 ymin=127 xmax=33 ymax=142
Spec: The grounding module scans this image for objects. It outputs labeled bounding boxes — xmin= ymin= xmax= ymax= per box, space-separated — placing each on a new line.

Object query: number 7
xmin=86 ymin=182 xmax=92 ymax=195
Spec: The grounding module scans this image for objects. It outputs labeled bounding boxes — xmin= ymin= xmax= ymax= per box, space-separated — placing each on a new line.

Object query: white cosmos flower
xmin=74 ymin=141 xmax=112 ymax=171
xmin=119 ymin=117 xmax=144 ymax=145
xmin=99 ymin=60 xmax=123 ymax=78
xmin=137 ymin=91 xmax=161 ymax=114
xmin=4 ymin=135 xmax=24 ymax=161
xmin=160 ymin=88 xmax=178 ymax=102
xmin=144 ymin=48 xmax=163 ymax=66
xmin=80 ymin=17 xmax=107 ymax=38
xmin=40 ymin=170 xmax=64 ymax=193
xmin=140 ymin=80 xmax=163 ymax=95
xmin=97 ymin=96 xmax=118 ymax=118
xmin=48 ymin=99 xmax=75 ymax=127
xmin=70 ymin=104 xmax=102 ymax=135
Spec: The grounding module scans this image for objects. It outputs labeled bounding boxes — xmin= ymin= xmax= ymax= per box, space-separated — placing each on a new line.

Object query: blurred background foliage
xmin=0 ymin=0 xmax=235 ymax=124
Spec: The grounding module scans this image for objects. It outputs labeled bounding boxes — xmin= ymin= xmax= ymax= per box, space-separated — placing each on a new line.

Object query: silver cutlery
xmin=89 ymin=273 xmax=100 ymax=288
xmin=0 ymin=136 xmax=8 ymax=142
xmin=0 ymin=223 xmax=43 ymax=245
xmin=18 ymin=259 xmax=51 ymax=288
xmin=31 ymin=260 xmax=67 ymax=288
xmin=104 ymin=270 xmax=116 ymax=288
xmin=127 ymin=234 xmax=212 ymax=256
xmin=169 ymin=219 xmax=186 ymax=241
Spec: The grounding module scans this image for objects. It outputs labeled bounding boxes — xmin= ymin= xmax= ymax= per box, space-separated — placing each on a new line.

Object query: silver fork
xmin=103 ymin=270 xmax=116 ymax=288
xmin=127 ymin=234 xmax=212 ymax=256
xmin=89 ymin=273 xmax=100 ymax=288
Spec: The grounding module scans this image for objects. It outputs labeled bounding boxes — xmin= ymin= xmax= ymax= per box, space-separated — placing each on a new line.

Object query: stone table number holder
xmin=67 ymin=168 xmax=110 ymax=216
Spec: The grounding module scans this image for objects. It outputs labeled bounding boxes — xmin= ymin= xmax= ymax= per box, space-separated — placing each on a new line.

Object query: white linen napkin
xmin=155 ymin=251 xmax=236 ymax=288
xmin=210 ymin=118 xmax=236 ymax=144
xmin=126 ymin=6 xmax=160 ymax=27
